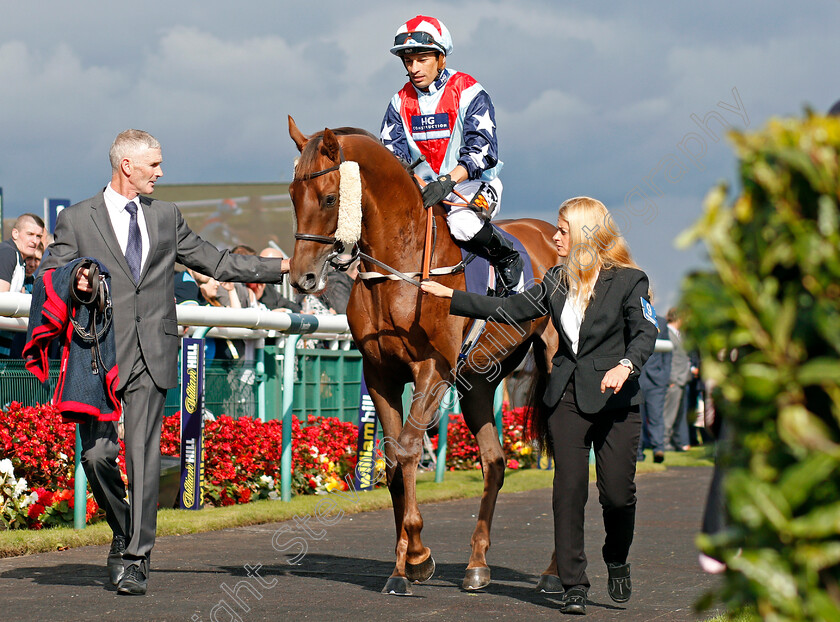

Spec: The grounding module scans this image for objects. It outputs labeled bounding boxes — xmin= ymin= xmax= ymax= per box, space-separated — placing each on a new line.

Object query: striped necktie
xmin=124 ymin=201 xmax=142 ymax=281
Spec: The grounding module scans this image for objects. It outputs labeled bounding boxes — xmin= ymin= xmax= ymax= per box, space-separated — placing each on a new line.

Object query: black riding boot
xmin=461 ymin=221 xmax=524 ymax=293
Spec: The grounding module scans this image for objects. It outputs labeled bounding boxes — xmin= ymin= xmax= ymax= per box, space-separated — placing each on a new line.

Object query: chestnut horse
xmin=287 ymin=117 xmax=559 ymax=595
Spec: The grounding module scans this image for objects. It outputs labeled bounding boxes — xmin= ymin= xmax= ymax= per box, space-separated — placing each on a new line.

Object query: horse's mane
xmin=296 ymin=127 xmax=380 ymax=173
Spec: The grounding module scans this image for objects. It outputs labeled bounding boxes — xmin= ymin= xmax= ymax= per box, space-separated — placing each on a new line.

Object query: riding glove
xmin=421 ymin=174 xmax=457 ymax=208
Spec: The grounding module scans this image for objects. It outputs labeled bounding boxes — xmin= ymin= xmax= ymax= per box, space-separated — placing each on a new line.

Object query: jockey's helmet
xmin=390 ymin=16 xmax=453 ymax=57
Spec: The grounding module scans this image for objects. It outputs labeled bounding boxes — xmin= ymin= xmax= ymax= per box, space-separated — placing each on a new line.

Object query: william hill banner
xmin=354 ymin=374 xmax=378 ymax=491
xmin=180 ymin=338 xmax=205 ymax=510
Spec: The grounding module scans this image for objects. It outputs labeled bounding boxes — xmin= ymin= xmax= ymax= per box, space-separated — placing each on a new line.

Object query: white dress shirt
xmin=560 ymin=270 xmax=599 ymax=355
xmin=104 ymin=183 xmax=150 ymax=271
xmin=561 ymin=286 xmax=586 ymax=355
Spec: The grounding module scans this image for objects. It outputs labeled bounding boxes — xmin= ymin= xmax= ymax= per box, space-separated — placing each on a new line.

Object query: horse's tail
xmin=524 ymin=337 xmax=553 ymax=456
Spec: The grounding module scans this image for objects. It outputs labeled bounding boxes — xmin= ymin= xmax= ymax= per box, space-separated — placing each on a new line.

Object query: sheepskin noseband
xmin=335 ymin=160 xmax=362 ymax=245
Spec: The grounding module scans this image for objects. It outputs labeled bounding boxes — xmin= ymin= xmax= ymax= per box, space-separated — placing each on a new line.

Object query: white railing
xmin=0 ymin=291 xmax=672 ymax=351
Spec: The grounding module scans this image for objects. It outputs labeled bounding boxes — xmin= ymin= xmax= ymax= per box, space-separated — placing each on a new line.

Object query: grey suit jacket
xmin=450 ymin=266 xmax=659 ymax=414
xmin=667 ymin=325 xmax=692 ymax=387
xmin=40 ymin=191 xmax=286 ymax=390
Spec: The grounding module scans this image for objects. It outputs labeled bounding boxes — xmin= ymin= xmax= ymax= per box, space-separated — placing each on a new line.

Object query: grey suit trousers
xmin=120 ymin=346 xmax=166 ymax=567
xmin=80 ymin=345 xmax=164 ymax=571
xmin=663 ymin=383 xmax=687 ymax=450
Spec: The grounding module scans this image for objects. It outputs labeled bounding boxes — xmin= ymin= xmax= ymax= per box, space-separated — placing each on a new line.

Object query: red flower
xmin=28 ymin=503 xmax=46 ymax=519
xmin=35 ymin=487 xmax=54 ymax=507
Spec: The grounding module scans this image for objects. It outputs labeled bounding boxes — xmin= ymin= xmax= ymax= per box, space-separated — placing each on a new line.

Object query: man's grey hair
xmin=109 ymin=129 xmax=161 ymax=171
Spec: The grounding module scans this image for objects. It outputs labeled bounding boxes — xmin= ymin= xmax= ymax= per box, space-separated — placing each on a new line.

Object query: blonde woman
xmin=422 ymin=197 xmax=658 ymax=615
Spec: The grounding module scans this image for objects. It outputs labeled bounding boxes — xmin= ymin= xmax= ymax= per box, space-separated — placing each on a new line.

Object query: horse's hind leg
xmin=458 ymin=374 xmax=507 ymax=591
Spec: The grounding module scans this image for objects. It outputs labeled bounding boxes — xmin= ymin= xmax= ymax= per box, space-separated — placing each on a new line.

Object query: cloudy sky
xmin=2 ymin=1 xmax=838 ymax=307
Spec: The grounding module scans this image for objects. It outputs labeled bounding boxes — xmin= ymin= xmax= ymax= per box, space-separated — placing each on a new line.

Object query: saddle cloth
xmin=462 ymin=225 xmax=533 ymax=296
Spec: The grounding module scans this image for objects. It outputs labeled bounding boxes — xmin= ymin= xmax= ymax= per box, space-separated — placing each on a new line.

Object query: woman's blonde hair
xmin=557 ymin=196 xmax=640 ymax=305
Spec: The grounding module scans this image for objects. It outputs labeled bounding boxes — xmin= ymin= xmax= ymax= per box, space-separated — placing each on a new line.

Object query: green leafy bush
xmin=679 ymin=113 xmax=840 ymax=620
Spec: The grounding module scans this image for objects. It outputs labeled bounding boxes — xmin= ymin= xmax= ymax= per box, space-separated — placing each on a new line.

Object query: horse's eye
xmin=322 ymin=194 xmax=337 ymax=208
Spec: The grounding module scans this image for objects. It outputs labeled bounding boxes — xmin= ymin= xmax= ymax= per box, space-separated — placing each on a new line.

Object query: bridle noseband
xmin=292 ymin=146 xmax=356 ymax=269
xmin=291 ymin=143 xmax=471 ymax=286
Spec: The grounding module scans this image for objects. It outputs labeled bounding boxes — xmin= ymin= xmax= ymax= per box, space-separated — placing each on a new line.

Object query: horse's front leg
xmin=392 ymin=359 xmax=450 ymax=586
xmin=364 ymin=371 xmax=414 ymax=595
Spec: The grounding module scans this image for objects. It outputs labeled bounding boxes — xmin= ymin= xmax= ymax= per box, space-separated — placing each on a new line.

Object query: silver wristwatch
xmin=619 ymin=358 xmax=633 ymax=372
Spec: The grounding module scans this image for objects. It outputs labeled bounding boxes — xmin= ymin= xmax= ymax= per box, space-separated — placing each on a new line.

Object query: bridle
xmin=291 ymin=146 xmax=358 ymax=270
xmin=292 ymin=143 xmax=472 ymax=286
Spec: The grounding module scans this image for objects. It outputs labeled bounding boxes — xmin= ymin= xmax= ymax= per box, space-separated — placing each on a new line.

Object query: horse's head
xmin=287 ymin=116 xmax=372 ymax=293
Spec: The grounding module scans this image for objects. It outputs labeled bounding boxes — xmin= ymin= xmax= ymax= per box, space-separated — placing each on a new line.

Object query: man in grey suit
xmin=40 ymin=129 xmax=289 ymax=595
xmin=663 ymin=307 xmax=692 ymax=451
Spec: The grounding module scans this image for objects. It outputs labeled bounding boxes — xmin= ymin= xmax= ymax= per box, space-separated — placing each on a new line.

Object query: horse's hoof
xmin=382 ymin=576 xmax=413 ymax=596
xmin=536 ymin=574 xmax=564 ymax=594
xmin=406 ymin=556 xmax=436 ymax=583
xmin=462 ymin=566 xmax=491 ymax=591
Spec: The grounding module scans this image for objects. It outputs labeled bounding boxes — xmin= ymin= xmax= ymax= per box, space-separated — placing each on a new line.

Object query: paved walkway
xmin=0 ymin=467 xmax=720 ymax=621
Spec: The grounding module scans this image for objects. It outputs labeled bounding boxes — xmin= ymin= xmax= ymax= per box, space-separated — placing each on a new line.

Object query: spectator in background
xmin=7 ymin=241 xmax=47 ymax=359
xmin=685 ymin=351 xmax=707 ymax=446
xmin=176 ymin=268 xmax=241 ymax=360
xmin=0 ymin=214 xmax=45 ymax=358
xmin=23 ymin=242 xmax=45 ymax=293
xmin=663 ymin=307 xmax=692 ymax=452
xmin=637 ymin=309 xmax=670 ymax=463
xmin=259 ymin=247 xmax=301 ymax=312
xmin=0 ymin=214 xmax=44 ymax=294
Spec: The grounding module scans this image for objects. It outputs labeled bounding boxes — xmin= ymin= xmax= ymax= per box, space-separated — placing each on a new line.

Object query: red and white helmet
xmin=390 ymin=15 xmax=453 ymax=57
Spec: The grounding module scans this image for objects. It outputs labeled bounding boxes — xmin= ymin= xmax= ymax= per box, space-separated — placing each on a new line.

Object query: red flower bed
xmin=160 ymin=412 xmax=359 ymax=505
xmin=2 ymin=401 xmax=540 ymax=530
xmin=432 ymin=405 xmax=538 ymax=470
xmin=0 ymin=402 xmax=76 ymax=490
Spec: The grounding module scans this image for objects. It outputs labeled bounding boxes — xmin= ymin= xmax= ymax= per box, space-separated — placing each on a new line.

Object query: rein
xmin=68 ymin=260 xmax=113 ymax=376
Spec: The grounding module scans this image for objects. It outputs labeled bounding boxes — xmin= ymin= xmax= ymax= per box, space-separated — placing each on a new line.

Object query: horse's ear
xmin=320 ymin=128 xmax=341 ymax=163
xmin=288 ymin=115 xmax=307 ymax=153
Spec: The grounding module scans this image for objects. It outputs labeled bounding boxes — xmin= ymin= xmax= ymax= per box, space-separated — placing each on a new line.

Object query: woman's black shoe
xmin=607 ymin=562 xmax=632 ymax=602
xmin=559 ymin=586 xmax=588 ymax=615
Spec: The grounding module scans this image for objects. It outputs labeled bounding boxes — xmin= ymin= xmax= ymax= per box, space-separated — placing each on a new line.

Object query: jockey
xmin=380 ymin=15 xmax=524 ymax=292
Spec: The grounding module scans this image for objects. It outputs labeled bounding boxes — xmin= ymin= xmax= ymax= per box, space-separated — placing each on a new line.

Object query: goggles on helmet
xmin=393 ymin=31 xmax=446 ymax=55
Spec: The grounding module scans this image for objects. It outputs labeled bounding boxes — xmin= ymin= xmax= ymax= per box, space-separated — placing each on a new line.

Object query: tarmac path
xmin=0 ymin=466 xmax=720 ymax=621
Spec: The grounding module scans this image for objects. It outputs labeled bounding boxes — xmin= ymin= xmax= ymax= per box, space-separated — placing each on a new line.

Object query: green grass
xmin=0 ymin=447 xmax=713 ymax=559
xmin=704 ymin=612 xmax=759 ymax=622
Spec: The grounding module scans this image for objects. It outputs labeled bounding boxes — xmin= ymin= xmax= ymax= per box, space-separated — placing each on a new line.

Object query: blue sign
xmin=354 ymin=374 xmax=379 ymax=491
xmin=180 ymin=338 xmax=205 ymax=509
xmin=411 ymin=113 xmax=450 ymax=134
xmin=47 ymin=198 xmax=71 ymax=234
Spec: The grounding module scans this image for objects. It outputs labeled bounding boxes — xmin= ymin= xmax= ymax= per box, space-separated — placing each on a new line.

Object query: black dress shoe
xmin=653 ymin=451 xmax=665 ymax=463
xmin=607 ymin=562 xmax=632 ymax=603
xmin=107 ymin=535 xmax=127 ymax=586
xmin=117 ymin=564 xmax=147 ymax=595
xmin=559 ymin=586 xmax=587 ymax=615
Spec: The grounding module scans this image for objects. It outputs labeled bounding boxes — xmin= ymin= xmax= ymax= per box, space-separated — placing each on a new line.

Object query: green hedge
xmin=679 ymin=112 xmax=840 ymax=619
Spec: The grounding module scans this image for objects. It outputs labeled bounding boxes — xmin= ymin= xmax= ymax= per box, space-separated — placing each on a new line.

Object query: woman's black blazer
xmin=450 ymin=265 xmax=659 ymax=415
